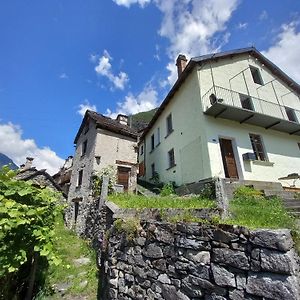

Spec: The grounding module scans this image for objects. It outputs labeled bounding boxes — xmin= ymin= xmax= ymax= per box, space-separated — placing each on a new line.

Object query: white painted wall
xmin=140 ymin=52 xmax=300 ymax=188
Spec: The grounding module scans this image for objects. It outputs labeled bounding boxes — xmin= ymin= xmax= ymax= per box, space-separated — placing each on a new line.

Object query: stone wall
xmin=100 ymin=221 xmax=300 ymax=300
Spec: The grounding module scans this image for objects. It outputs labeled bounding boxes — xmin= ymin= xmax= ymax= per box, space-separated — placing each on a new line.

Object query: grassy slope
xmin=109 ymin=194 xmax=216 ymax=209
xmin=37 ymin=216 xmax=98 ymax=299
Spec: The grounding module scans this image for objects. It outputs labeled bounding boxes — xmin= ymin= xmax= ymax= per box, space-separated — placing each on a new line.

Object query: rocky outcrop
xmin=100 ymin=222 xmax=300 ymax=300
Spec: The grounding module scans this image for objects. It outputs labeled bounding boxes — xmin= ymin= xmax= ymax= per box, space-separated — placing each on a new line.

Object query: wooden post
xmin=98 ymin=175 xmax=109 ymax=209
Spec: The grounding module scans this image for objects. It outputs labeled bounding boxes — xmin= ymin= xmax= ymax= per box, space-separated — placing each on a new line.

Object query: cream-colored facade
xmin=139 ymin=51 xmax=300 ymax=188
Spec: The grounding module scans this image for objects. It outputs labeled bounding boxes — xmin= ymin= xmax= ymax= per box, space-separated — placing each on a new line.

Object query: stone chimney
xmin=24 ymin=157 xmax=34 ymax=170
xmin=116 ymin=114 xmax=128 ymax=126
xmin=176 ymin=54 xmax=188 ymax=77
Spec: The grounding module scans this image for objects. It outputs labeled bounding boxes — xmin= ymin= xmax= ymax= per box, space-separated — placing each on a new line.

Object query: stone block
xmin=186 ymin=250 xmax=211 ymax=265
xmin=212 ymin=248 xmax=250 ymax=270
xmin=246 ymin=272 xmax=299 ymax=300
xmin=142 ymin=243 xmax=164 ymax=258
xmin=176 ymin=236 xmax=211 ymax=250
xmin=250 ymin=229 xmax=293 ymax=252
xmin=211 ymin=264 xmax=236 ymax=287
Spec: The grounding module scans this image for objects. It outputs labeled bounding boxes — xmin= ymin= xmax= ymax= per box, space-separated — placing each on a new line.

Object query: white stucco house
xmin=138 ymin=47 xmax=300 ymax=189
xmin=67 ymin=110 xmax=138 ymax=231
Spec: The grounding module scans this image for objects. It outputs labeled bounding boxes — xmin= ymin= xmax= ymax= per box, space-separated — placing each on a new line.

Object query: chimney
xmin=24 ymin=157 xmax=34 ymax=170
xmin=116 ymin=114 xmax=128 ymax=126
xmin=176 ymin=54 xmax=188 ymax=77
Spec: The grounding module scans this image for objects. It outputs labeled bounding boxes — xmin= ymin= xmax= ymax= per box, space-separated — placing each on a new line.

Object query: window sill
xmin=252 ymin=160 xmax=274 ymax=167
xmin=166 ymin=164 xmax=176 ymax=170
xmin=165 ymin=129 xmax=174 ymax=139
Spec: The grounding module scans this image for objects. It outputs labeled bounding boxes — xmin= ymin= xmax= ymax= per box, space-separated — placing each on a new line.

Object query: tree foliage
xmin=0 ymin=166 xmax=63 ymax=296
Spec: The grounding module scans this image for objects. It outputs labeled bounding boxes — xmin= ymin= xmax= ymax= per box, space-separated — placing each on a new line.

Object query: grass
xmin=36 ymin=215 xmax=98 ymax=299
xmin=108 ymin=193 xmax=217 ymax=209
xmin=225 ymin=193 xmax=296 ymax=230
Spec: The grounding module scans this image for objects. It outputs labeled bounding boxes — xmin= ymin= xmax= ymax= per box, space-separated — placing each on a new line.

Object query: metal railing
xmin=202 ymin=85 xmax=300 ymax=123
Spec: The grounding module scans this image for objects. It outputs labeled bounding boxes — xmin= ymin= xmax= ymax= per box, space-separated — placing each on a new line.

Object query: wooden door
xmin=219 ymin=138 xmax=239 ymax=179
xmin=117 ymin=166 xmax=131 ymax=191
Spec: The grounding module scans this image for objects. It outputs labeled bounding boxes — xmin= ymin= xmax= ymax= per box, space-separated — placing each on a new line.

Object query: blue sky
xmin=0 ymin=0 xmax=300 ymax=174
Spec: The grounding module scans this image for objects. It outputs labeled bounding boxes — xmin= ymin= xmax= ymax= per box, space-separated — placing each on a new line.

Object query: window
xmin=157 ymin=127 xmax=161 ymax=146
xmin=74 ymin=202 xmax=79 ymax=223
xmin=82 ymin=140 xmax=87 ymax=156
xmin=168 ymin=148 xmax=176 ymax=168
xmin=298 ymin=142 xmax=300 ymax=151
xmin=240 ymin=94 xmax=254 ymax=111
xmin=77 ymin=170 xmax=83 ymax=186
xmin=249 ymin=134 xmax=267 ymax=161
xmin=140 ymin=145 xmax=144 ymax=155
xmin=250 ymin=66 xmax=263 ymax=85
xmin=166 ymin=113 xmax=173 ymax=136
xmin=151 ymin=163 xmax=155 ymax=178
xmin=150 ymin=134 xmax=155 ymax=151
xmin=285 ymin=107 xmax=298 ymax=123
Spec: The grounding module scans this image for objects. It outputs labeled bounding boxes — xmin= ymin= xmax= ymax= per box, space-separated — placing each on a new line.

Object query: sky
xmin=0 ymin=0 xmax=300 ymax=174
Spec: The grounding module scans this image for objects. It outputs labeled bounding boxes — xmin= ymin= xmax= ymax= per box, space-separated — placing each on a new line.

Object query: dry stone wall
xmin=101 ymin=221 xmax=300 ymax=300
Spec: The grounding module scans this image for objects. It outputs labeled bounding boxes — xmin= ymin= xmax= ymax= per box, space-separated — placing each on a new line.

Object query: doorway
xmin=219 ymin=138 xmax=239 ymax=179
xmin=117 ymin=166 xmax=131 ymax=191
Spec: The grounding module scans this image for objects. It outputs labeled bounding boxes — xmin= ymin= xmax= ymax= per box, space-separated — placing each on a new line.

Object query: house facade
xmin=139 ymin=48 xmax=300 ymax=189
xmin=67 ymin=111 xmax=138 ymax=232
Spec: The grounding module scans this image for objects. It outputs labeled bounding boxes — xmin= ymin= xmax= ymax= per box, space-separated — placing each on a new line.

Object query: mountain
xmin=130 ymin=108 xmax=158 ymax=132
xmin=0 ymin=153 xmax=18 ymax=170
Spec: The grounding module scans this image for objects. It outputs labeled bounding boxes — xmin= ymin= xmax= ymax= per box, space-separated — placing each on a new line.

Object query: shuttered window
xmin=249 ymin=134 xmax=267 ymax=161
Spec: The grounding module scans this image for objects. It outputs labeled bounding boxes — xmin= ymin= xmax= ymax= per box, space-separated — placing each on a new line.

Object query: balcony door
xmin=219 ymin=138 xmax=239 ymax=179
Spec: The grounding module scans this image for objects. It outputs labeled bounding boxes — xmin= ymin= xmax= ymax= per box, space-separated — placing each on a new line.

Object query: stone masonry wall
xmin=101 ymin=221 xmax=300 ymax=300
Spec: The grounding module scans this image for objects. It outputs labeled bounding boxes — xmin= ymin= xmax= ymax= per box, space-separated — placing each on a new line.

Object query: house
xmin=66 ymin=110 xmax=138 ymax=232
xmin=53 ymin=155 xmax=73 ymax=195
xmin=138 ymin=47 xmax=300 ymax=190
xmin=16 ymin=157 xmax=65 ymax=196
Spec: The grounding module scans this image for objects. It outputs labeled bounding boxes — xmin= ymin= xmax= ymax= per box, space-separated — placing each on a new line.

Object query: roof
xmin=74 ymin=110 xmax=138 ymax=143
xmin=141 ymin=47 xmax=300 ymax=139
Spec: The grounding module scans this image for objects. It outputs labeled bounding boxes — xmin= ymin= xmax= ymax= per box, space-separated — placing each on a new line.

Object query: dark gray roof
xmin=141 ymin=47 xmax=300 ymax=139
xmin=74 ymin=110 xmax=138 ymax=143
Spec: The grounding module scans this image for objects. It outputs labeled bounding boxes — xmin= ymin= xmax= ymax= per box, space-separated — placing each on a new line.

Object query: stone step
xmin=290 ymin=211 xmax=300 ymax=218
xmin=285 ymin=206 xmax=300 ymax=213
xmin=137 ymin=184 xmax=157 ymax=198
xmin=282 ymin=200 xmax=300 ymax=207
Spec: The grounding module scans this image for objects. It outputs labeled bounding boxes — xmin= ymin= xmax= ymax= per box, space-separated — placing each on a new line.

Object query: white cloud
xmin=106 ymin=85 xmax=159 ymax=118
xmin=59 ymin=73 xmax=68 ymax=79
xmin=94 ymin=50 xmax=129 ymax=90
xmin=113 ymin=0 xmax=150 ymax=8
xmin=237 ymin=22 xmax=248 ymax=30
xmin=77 ymin=99 xmax=97 ymax=117
xmin=262 ymin=22 xmax=300 ymax=83
xmin=259 ymin=10 xmax=268 ymax=21
xmin=0 ymin=122 xmax=64 ymax=175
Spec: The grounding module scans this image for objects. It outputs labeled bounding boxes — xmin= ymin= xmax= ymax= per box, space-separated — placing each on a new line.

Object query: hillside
xmin=130 ymin=108 xmax=158 ymax=132
xmin=0 ymin=153 xmax=18 ymax=170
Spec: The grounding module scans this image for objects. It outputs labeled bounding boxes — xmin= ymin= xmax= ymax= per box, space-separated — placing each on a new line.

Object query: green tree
xmin=0 ymin=166 xmax=63 ymax=299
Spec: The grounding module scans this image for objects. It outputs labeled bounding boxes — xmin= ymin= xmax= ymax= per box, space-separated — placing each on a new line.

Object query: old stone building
xmin=66 ymin=110 xmax=138 ymax=234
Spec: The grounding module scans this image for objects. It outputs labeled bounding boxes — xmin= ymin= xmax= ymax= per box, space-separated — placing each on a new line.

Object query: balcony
xmin=202 ymin=86 xmax=300 ymax=136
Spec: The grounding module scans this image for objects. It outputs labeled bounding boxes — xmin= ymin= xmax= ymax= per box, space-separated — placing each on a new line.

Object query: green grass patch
xmin=108 ymin=194 xmax=216 ymax=209
xmin=36 ymin=215 xmax=98 ymax=299
xmin=225 ymin=187 xmax=296 ymax=230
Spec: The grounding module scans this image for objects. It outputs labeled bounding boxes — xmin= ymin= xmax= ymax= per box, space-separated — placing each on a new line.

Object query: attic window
xmin=250 ymin=66 xmax=263 ymax=85
xmin=82 ymin=140 xmax=87 ymax=156
xmin=151 ymin=134 xmax=155 ymax=151
xmin=166 ymin=113 xmax=173 ymax=136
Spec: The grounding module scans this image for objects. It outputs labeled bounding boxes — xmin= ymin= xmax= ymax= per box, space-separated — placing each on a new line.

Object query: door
xmin=219 ymin=138 xmax=239 ymax=179
xmin=117 ymin=166 xmax=131 ymax=191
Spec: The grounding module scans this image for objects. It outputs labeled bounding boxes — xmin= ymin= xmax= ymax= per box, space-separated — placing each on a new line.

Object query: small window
xmin=240 ymin=94 xmax=254 ymax=111
xmin=74 ymin=202 xmax=79 ymax=223
xmin=140 ymin=145 xmax=144 ymax=155
xmin=298 ymin=143 xmax=300 ymax=151
xmin=151 ymin=163 xmax=155 ymax=178
xmin=82 ymin=140 xmax=87 ymax=156
xmin=77 ymin=170 xmax=83 ymax=186
xmin=249 ymin=134 xmax=267 ymax=161
xmin=150 ymin=134 xmax=155 ymax=151
xmin=166 ymin=114 xmax=173 ymax=136
xmin=285 ymin=107 xmax=298 ymax=123
xmin=157 ymin=127 xmax=161 ymax=146
xmin=168 ymin=148 xmax=176 ymax=168
xmin=250 ymin=66 xmax=263 ymax=85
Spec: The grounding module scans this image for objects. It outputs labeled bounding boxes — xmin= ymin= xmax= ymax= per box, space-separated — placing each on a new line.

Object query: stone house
xmin=138 ymin=47 xmax=300 ymax=190
xmin=66 ymin=110 xmax=138 ymax=232
xmin=53 ymin=155 xmax=73 ymax=195
xmin=16 ymin=157 xmax=65 ymax=196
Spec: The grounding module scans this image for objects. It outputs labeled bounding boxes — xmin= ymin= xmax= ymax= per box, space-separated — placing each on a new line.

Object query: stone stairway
xmin=222 ymin=179 xmax=300 ymax=218
xmin=137 ymin=184 xmax=158 ymax=197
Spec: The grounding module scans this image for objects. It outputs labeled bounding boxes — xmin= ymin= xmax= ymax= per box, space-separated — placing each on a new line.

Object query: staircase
xmin=223 ymin=179 xmax=300 ymax=218
xmin=137 ymin=184 xmax=158 ymax=197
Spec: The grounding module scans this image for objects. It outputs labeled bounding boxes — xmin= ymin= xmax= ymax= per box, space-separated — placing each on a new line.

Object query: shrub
xmin=113 ymin=218 xmax=140 ymax=241
xmin=160 ymin=182 xmax=175 ymax=196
